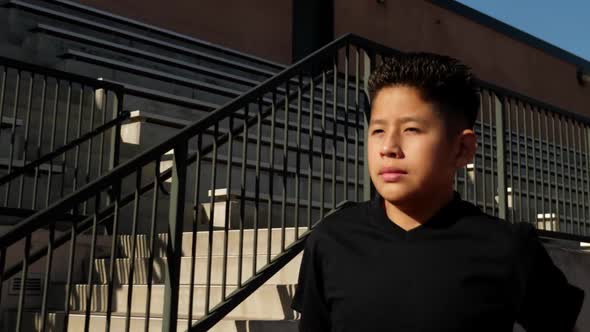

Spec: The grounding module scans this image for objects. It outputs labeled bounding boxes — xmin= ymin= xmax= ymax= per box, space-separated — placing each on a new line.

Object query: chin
xmin=375 ymin=184 xmax=417 ymax=204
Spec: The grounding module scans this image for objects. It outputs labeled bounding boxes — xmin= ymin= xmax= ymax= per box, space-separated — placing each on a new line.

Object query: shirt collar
xmin=368 ymin=190 xmax=482 ymax=237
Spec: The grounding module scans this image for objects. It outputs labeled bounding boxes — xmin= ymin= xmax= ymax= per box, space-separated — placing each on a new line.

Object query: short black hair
xmin=368 ymin=52 xmax=480 ymax=138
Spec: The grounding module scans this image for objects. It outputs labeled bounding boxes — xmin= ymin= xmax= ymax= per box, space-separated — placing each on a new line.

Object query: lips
xmin=379 ymin=167 xmax=407 ymax=182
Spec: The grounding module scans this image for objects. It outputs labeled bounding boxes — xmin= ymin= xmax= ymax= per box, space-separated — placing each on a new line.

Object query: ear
xmin=454 ymin=129 xmax=477 ymax=168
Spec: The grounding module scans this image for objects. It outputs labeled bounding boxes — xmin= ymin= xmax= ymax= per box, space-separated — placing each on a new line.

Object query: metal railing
xmin=0 ymin=56 xmax=125 ymax=215
xmin=1 ymin=34 xmax=589 ymax=332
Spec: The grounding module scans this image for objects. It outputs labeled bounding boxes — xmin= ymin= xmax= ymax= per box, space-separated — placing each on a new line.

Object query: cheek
xmin=407 ymin=137 xmax=450 ymax=166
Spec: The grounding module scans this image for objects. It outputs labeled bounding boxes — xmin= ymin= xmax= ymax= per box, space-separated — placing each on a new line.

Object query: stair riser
xmin=5 ymin=311 xmax=299 ymax=332
xmin=59 ymin=284 xmax=297 ymax=320
xmin=116 ymin=227 xmax=309 ymax=258
xmin=92 ymin=254 xmax=302 ymax=285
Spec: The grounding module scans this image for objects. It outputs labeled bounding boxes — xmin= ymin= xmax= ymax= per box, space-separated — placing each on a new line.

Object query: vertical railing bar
xmin=252 ymin=100 xmax=262 ymax=276
xmin=354 ymin=47 xmax=361 ymax=202
xmin=574 ymin=120 xmax=582 ymax=234
xmin=188 ymin=139 xmax=201 ymax=328
xmin=124 ymin=170 xmax=142 ymax=332
xmin=5 ymin=70 xmax=21 ymax=206
xmin=267 ymin=91 xmax=276 ymax=266
xmin=294 ymin=75 xmax=302 ymax=240
xmin=39 ymin=221 xmax=55 ymax=332
xmin=536 ymin=108 xmax=545 ymax=226
xmin=494 ymin=93 xmax=507 ymax=220
xmin=332 ymin=57 xmax=338 ymax=210
xmin=552 ymin=113 xmax=561 ymax=229
xmin=162 ymin=141 xmax=188 ymax=332
xmin=97 ymin=89 xmax=108 ymax=177
xmin=488 ymin=91 xmax=495 ymax=215
xmin=205 ymin=124 xmax=218 ymax=315
xmin=238 ymin=108 xmax=247 ymax=287
xmin=528 ymin=105 xmax=538 ymax=224
xmin=145 ymin=159 xmax=161 ymax=332
xmin=83 ymin=195 xmax=100 ymax=332
xmin=523 ymin=102 xmax=532 ymax=223
xmin=31 ymin=77 xmax=47 ymax=210
xmin=104 ymin=180 xmax=121 ymax=332
xmin=506 ymin=98 xmax=515 ymax=223
xmin=281 ymin=83 xmax=289 ymax=253
xmin=45 ymin=80 xmax=61 ymax=208
xmin=72 ymin=86 xmax=85 ymax=195
xmin=0 ymin=67 xmax=6 ymax=203
xmin=565 ymin=118 xmax=574 ymax=233
xmin=0 ymin=248 xmax=6 ymax=324
xmin=558 ymin=114 xmax=565 ymax=230
xmin=82 ymin=89 xmax=96 ymax=214
xmin=59 ymin=83 xmax=73 ymax=200
xmin=222 ymin=115 xmax=233 ymax=300
xmin=63 ymin=221 xmax=78 ymax=330
xmin=585 ymin=124 xmax=590 ymax=236
xmin=544 ymin=110 xmax=553 ymax=230
xmin=580 ymin=121 xmax=588 ymax=236
xmin=15 ymin=233 xmax=31 ymax=332
xmin=478 ymin=91 xmax=485 ymax=211
xmin=320 ymin=71 xmax=326 ymax=220
xmin=307 ymin=77 xmax=315 ymax=230
xmin=17 ymin=74 xmax=34 ymax=208
xmin=514 ymin=100 xmax=523 ymax=223
xmin=0 ymin=67 xmax=6 ymax=130
xmin=344 ymin=44 xmax=350 ymax=202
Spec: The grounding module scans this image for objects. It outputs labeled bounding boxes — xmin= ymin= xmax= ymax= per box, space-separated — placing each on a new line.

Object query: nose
xmin=380 ymin=135 xmax=403 ymax=158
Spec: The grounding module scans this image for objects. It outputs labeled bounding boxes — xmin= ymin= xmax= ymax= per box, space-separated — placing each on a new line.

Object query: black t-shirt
xmin=291 ymin=190 xmax=585 ymax=332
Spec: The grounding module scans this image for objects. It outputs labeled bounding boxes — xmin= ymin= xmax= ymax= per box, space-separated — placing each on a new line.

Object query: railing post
xmin=362 ymin=49 xmax=375 ymax=201
xmin=108 ymin=90 xmax=124 ymax=172
xmin=495 ymin=93 xmax=508 ymax=220
xmin=162 ymin=141 xmax=188 ymax=332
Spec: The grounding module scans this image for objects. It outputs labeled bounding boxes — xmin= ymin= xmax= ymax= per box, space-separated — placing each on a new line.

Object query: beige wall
xmin=75 ymin=0 xmax=293 ymax=64
xmin=334 ymin=0 xmax=590 ymax=117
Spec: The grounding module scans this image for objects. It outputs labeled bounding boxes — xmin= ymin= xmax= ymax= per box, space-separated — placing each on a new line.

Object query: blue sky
xmin=455 ymin=0 xmax=590 ymax=62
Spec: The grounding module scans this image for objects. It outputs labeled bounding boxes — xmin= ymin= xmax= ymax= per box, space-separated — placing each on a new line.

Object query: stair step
xmin=116 ymin=227 xmax=309 ymax=258
xmin=92 ymin=253 xmax=302 ymax=285
xmin=55 ymin=283 xmax=298 ymax=320
xmin=6 ymin=311 xmax=298 ymax=332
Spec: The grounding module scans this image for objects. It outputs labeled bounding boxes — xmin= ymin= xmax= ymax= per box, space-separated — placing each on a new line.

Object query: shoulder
xmin=306 ymin=200 xmax=369 ymax=243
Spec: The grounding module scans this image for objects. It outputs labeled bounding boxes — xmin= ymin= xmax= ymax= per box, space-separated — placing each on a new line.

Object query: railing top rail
xmin=0 ymin=55 xmax=124 ymax=91
xmin=47 ymin=0 xmax=286 ymax=71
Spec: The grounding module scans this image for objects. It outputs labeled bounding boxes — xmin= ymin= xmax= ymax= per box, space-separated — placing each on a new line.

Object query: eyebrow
xmin=369 ymin=116 xmax=425 ymax=126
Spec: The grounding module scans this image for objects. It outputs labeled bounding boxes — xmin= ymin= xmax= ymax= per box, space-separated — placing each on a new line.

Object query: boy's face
xmin=367 ymin=85 xmax=477 ymax=205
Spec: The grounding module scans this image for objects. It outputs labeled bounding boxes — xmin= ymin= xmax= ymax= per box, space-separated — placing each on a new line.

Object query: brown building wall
xmin=75 ymin=0 xmax=293 ymax=65
xmin=334 ymin=0 xmax=589 ymax=117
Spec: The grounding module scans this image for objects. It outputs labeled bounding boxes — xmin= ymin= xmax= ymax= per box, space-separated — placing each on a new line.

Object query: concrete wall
xmin=74 ymin=0 xmax=293 ymax=65
xmin=334 ymin=0 xmax=590 ymax=118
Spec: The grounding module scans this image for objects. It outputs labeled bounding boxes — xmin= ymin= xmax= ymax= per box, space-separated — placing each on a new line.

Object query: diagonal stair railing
xmin=2 ymin=34 xmax=590 ymax=332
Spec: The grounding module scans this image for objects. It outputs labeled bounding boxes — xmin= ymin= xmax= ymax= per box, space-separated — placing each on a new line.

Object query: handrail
xmin=45 ymin=0 xmax=286 ymax=70
xmin=0 ymin=111 xmax=130 ymax=186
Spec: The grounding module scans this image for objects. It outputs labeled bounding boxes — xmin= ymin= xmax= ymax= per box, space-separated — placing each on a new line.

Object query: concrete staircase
xmin=2 ymin=192 xmax=308 ymax=331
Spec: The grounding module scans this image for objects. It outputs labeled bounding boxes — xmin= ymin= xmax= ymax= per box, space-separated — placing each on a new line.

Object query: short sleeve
xmin=514 ymin=223 xmax=585 ymax=331
xmin=291 ymin=232 xmax=331 ymax=331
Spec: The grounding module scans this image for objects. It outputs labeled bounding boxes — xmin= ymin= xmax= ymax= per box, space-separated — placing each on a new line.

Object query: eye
xmin=371 ymin=129 xmax=384 ymax=135
xmin=405 ymin=127 xmax=420 ymax=133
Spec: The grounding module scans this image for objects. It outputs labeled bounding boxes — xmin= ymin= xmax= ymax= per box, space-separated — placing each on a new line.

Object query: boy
xmin=290 ymin=52 xmax=585 ymax=331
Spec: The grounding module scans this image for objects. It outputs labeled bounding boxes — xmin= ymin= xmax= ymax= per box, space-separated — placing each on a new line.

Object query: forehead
xmin=369 ymin=85 xmax=442 ymax=124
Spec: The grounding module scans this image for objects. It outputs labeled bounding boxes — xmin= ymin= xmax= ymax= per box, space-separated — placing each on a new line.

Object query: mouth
xmin=378 ymin=167 xmax=407 ymax=182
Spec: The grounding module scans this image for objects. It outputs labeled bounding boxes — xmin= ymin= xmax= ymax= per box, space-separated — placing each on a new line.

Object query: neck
xmin=382 ymin=187 xmax=455 ymax=231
